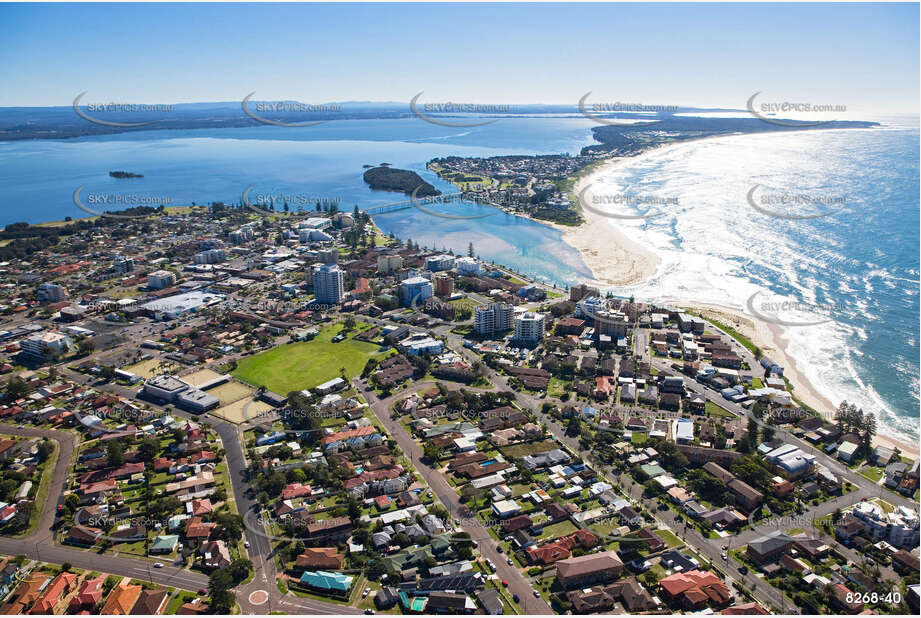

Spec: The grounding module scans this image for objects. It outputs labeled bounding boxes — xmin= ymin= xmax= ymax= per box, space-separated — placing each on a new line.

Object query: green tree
xmin=3 ymin=377 xmax=28 ymax=402
xmin=106 ymin=440 xmax=125 ymax=467
xmin=208 ymin=568 xmax=234 ymax=612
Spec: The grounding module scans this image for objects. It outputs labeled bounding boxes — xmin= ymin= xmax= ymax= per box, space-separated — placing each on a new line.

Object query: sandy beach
xmin=561 ymin=153 xmax=920 ymax=460
xmin=679 ymin=302 xmax=920 ymax=459
xmin=557 ymin=157 xmax=661 ymax=287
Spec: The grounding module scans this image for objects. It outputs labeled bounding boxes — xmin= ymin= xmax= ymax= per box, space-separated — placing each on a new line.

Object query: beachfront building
xmin=425 ymin=254 xmax=456 ymax=272
xmin=455 ymin=256 xmax=479 ymax=274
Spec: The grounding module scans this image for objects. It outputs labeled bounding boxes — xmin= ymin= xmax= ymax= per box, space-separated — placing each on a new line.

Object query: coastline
xmin=680 ymin=302 xmax=920 ymax=459
xmin=559 ymin=143 xmax=920 ymax=460
xmin=528 ymin=155 xmax=661 ymax=288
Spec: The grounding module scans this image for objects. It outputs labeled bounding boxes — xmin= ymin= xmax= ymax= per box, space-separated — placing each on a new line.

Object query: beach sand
xmin=561 ymin=153 xmax=919 ymax=459
xmin=557 ymin=157 xmax=660 ymax=287
xmin=678 ymin=301 xmax=919 ymax=459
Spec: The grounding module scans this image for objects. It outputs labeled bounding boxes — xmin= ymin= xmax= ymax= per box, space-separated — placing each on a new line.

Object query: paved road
xmin=0 ymin=423 xmax=211 ymax=593
xmin=50 ymin=368 xmax=357 ymax=615
xmin=358 ymin=378 xmax=554 ymax=614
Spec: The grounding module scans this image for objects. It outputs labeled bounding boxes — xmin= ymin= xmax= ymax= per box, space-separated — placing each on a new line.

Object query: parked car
xmin=153 ymin=563 xmax=163 ymax=568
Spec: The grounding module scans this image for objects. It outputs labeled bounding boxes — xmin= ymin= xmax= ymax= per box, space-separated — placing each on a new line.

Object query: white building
xmin=36 ymin=283 xmax=67 ymax=303
xmin=514 ymin=312 xmax=546 ymax=344
xmin=399 ymin=276 xmax=433 ymax=307
xmin=425 ymin=254 xmax=456 ymax=272
xmin=228 ymin=227 xmax=255 ymax=243
xmin=194 ymin=249 xmax=226 ymax=264
xmin=455 ymin=257 xmax=479 ymax=275
xmin=377 ymin=254 xmax=404 ymax=274
xmin=851 ymin=501 xmax=920 ymax=549
xmin=474 ymin=302 xmax=513 ymax=337
xmin=113 ymin=255 xmax=135 ymax=273
xmin=147 ymin=270 xmax=176 ymax=290
xmin=313 ymin=263 xmax=344 ymax=305
xmin=20 ymin=330 xmax=74 ymax=360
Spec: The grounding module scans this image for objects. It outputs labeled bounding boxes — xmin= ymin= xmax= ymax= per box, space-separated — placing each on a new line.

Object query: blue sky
xmin=1 ymin=2 xmax=918 ymax=112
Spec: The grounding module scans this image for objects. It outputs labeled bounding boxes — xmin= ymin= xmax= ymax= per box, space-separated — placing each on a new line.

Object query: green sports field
xmin=232 ymin=324 xmax=389 ymax=394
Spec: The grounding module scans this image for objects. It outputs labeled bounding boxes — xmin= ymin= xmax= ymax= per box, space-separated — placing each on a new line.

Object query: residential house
xmin=101 ymin=583 xmax=142 ymax=615
xmin=131 ymin=589 xmax=169 ymax=615
xmin=555 ymin=551 xmax=623 ymax=589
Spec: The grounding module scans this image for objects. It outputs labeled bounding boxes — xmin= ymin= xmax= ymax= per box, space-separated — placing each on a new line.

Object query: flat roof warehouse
xmin=142 ymin=290 xmax=225 ymax=316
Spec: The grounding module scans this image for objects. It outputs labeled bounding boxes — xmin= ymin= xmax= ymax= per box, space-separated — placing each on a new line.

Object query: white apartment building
xmin=20 ymin=330 xmax=74 ymax=360
xmin=313 ymin=263 xmax=344 ymax=305
xmin=514 ymin=312 xmax=546 ymax=344
xmin=377 ymin=254 xmax=404 ymax=274
xmin=193 ymin=249 xmax=226 ymax=264
xmin=474 ymin=302 xmax=514 ymax=337
xmin=147 ymin=270 xmax=176 ymax=290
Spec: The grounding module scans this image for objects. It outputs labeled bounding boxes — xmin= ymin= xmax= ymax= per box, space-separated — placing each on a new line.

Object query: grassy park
xmin=232 ymin=324 xmax=389 ymax=394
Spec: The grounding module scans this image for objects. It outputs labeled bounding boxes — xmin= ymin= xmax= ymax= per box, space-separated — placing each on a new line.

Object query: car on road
xmin=362 ymin=587 xmax=371 ymax=598
xmin=199 ymin=589 xmax=208 ymax=595
xmin=364 ymin=610 xmax=375 ymax=615
xmin=738 ymin=565 xmax=748 ymax=575
xmin=501 ymin=580 xmax=508 ymax=587
xmin=721 ymin=544 xmax=729 ymax=550
xmin=496 ymin=545 xmax=503 ymax=553
xmin=512 ymin=594 xmax=519 ymax=603
xmin=533 ymin=590 xmax=540 ymax=598
xmin=244 ymin=541 xmax=250 ymax=548
xmin=506 ymin=558 xmax=514 ymax=566
xmin=721 ymin=552 xmax=728 ymax=560
xmin=153 ymin=562 xmax=163 ymax=568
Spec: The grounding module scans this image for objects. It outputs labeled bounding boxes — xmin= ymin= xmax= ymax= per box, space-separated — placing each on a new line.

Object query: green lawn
xmin=502 ymin=439 xmax=558 ymax=459
xmin=232 ymin=324 xmax=389 ymax=393
xmin=654 ymin=528 xmax=684 ymax=549
xmin=857 ymin=466 xmax=884 ymax=483
xmin=548 ymin=377 xmax=570 ymax=399
xmin=537 ymin=519 xmax=578 ymax=540
xmin=706 ymin=401 xmax=736 ymax=419
xmin=165 ymin=591 xmax=199 ymax=615
xmin=630 ymin=432 xmax=647 ymax=445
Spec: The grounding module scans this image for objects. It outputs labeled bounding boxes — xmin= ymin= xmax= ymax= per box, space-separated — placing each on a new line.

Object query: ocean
xmin=0 ymin=115 xmax=917 ymax=441
xmin=586 ymin=116 xmax=920 ymax=442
